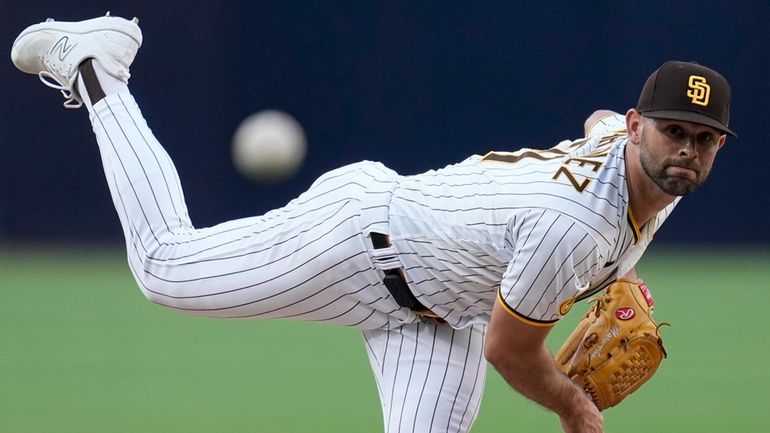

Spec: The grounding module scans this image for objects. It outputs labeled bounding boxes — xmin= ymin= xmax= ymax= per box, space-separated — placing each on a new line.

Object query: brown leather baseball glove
xmin=554 ymin=280 xmax=668 ymax=410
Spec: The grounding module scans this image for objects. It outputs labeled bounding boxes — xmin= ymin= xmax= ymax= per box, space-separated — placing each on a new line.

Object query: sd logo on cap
xmin=636 ymin=60 xmax=736 ymax=137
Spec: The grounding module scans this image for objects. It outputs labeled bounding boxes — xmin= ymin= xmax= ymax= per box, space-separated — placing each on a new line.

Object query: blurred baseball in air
xmin=231 ymin=110 xmax=307 ymax=182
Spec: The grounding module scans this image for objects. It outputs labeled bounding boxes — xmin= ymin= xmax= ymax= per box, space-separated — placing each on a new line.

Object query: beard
xmin=638 ymin=135 xmax=710 ymax=196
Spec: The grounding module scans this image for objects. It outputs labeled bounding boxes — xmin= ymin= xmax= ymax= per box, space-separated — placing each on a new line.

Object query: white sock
xmin=76 ymin=59 xmax=130 ymax=110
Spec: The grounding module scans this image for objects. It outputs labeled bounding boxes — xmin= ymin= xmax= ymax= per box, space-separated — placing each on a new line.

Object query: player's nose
xmin=677 ymin=139 xmax=698 ymax=159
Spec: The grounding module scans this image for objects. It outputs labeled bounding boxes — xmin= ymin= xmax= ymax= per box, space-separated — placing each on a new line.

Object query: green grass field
xmin=1 ymin=246 xmax=769 ymax=433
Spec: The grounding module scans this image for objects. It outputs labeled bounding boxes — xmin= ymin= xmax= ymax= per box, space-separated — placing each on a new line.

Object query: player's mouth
xmin=666 ymin=165 xmax=697 ymax=180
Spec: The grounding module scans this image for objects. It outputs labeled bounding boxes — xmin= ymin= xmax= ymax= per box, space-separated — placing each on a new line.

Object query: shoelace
xmin=32 ymin=12 xmax=138 ymax=110
xmin=35 ymin=13 xmax=90 ymax=110
xmin=38 ymin=70 xmax=82 ymax=109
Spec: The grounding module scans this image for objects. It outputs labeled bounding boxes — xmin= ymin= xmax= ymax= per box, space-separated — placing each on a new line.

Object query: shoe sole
xmin=12 ymin=15 xmax=143 ymax=74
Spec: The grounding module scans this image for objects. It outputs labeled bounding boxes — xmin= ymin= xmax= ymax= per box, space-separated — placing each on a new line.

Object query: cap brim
xmin=643 ymin=110 xmax=737 ymax=137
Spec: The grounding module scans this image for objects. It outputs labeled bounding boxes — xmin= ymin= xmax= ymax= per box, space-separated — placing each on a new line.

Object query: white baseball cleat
xmin=11 ymin=12 xmax=143 ymax=108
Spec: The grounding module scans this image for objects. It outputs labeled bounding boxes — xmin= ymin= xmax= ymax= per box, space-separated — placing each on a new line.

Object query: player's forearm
xmin=488 ymin=344 xmax=593 ymax=418
xmin=486 ymin=302 xmax=604 ymax=431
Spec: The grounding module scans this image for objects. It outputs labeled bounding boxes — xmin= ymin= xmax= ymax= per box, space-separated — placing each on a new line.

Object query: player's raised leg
xmin=11 ymin=15 xmax=402 ymax=328
xmin=363 ymin=322 xmax=488 ymax=433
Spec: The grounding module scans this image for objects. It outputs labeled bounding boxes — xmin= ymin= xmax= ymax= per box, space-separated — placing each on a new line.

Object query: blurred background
xmin=2 ymin=1 xmax=769 ymax=433
xmin=2 ymin=0 xmax=769 ymax=245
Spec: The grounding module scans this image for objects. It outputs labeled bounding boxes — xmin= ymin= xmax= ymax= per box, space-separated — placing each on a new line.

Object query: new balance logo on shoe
xmin=50 ymin=36 xmax=77 ymax=61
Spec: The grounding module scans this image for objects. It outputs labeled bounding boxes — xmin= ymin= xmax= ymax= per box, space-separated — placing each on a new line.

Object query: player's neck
xmin=625 ymin=145 xmax=676 ymax=227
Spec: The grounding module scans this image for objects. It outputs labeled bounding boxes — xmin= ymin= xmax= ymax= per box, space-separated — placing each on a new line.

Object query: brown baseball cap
xmin=637 ymin=60 xmax=735 ymax=137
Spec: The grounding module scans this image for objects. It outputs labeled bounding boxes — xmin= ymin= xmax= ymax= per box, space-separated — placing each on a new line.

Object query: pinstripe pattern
xmin=89 ymin=93 xmax=410 ymax=329
xmin=363 ymin=322 xmax=487 ymax=433
xmin=586 ymin=112 xmax=627 ymax=139
xmin=84 ymin=94 xmax=678 ymax=433
xmin=387 ymin=114 xmax=679 ymax=324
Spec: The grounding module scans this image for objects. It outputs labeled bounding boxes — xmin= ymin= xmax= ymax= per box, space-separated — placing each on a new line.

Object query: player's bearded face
xmin=638 ymin=120 xmax=717 ymax=196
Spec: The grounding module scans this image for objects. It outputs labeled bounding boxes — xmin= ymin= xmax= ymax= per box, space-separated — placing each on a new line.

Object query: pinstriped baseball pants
xmin=364 ymin=323 xmax=487 ymax=433
xmin=87 ymin=92 xmax=487 ymax=432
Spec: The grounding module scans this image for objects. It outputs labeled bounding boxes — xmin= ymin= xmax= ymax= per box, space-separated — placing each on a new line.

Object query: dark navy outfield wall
xmin=1 ymin=1 xmax=769 ymax=245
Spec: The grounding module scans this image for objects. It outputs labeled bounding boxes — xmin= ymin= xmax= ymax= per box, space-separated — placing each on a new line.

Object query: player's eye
xmin=697 ymin=132 xmax=717 ymax=146
xmin=664 ymin=125 xmax=684 ymax=138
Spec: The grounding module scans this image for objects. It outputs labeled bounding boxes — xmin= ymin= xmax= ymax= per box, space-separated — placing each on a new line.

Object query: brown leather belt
xmin=370 ymin=232 xmax=444 ymax=322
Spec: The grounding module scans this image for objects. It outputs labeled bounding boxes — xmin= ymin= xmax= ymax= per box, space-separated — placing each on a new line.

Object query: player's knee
xmin=134 ymin=277 xmax=198 ymax=314
xmin=132 ymin=272 xmax=167 ymax=306
xmin=131 ymin=266 xmax=221 ymax=317
xmin=128 ymin=253 xmax=184 ymax=307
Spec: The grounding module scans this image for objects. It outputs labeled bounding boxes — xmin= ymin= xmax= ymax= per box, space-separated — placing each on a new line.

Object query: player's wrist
xmin=557 ymin=384 xmax=603 ymax=432
xmin=556 ymin=377 xmax=593 ymax=417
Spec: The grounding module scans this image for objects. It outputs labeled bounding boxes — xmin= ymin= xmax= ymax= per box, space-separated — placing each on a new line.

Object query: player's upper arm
xmin=584 ymin=110 xmax=626 ymax=138
xmin=486 ymin=299 xmax=553 ymax=364
xmin=499 ymin=209 xmax=602 ymax=325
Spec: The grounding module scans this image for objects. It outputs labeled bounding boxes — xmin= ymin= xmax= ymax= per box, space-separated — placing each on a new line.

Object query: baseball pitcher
xmin=11 ymin=14 xmax=734 ymax=433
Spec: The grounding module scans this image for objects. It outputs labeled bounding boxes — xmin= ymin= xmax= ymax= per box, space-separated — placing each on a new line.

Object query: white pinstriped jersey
xmin=386 ymin=114 xmax=679 ymax=328
xmin=87 ymin=93 xmax=677 ymax=333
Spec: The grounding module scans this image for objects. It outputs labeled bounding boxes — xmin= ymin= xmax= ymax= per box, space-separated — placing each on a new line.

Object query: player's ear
xmin=626 ymin=109 xmax=642 ymax=144
xmin=717 ymin=134 xmax=727 ymax=150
